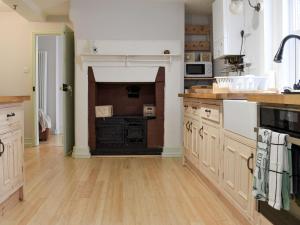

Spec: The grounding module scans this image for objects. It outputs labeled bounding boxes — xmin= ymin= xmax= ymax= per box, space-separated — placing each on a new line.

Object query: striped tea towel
xmin=253 ymin=128 xmax=272 ymax=201
xmin=268 ymin=131 xmax=290 ymax=210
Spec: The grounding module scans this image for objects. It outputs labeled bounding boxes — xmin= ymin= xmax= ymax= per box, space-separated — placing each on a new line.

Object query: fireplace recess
xmin=88 ymin=67 xmax=165 ymax=155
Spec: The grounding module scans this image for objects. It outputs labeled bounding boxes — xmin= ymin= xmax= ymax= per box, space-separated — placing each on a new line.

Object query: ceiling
xmin=0 ymin=0 xmax=213 ymax=20
xmin=0 ymin=0 xmax=12 ymax=11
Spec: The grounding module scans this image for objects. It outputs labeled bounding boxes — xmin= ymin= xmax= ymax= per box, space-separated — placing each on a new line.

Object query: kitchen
xmin=181 ymin=0 xmax=300 ymax=225
xmin=0 ymin=0 xmax=300 ymax=225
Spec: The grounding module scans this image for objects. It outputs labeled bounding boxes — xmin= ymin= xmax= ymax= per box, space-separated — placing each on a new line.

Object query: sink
xmin=223 ymin=100 xmax=257 ymax=140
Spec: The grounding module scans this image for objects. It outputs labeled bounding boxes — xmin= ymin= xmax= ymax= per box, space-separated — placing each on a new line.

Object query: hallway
xmin=0 ymin=144 xmax=246 ymax=225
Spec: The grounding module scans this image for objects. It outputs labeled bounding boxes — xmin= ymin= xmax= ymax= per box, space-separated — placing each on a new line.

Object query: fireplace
xmin=88 ymin=67 xmax=165 ymax=155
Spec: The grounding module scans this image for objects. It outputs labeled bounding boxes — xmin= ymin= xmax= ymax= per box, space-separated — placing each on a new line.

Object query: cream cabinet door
xmin=223 ymin=133 xmax=255 ymax=219
xmin=199 ymin=120 xmax=220 ymax=184
xmin=10 ymin=129 xmax=24 ymax=189
xmin=190 ymin=119 xmax=201 ymax=167
xmin=0 ymin=132 xmax=14 ymax=200
xmin=0 ymin=129 xmax=23 ymax=203
xmin=183 ymin=115 xmax=192 ymax=161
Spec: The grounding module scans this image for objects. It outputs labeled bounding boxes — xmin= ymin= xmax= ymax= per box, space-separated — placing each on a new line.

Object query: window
xmin=269 ymin=0 xmax=300 ymax=90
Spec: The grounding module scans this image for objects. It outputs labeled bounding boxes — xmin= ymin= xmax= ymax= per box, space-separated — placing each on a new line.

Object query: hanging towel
xmin=268 ymin=132 xmax=289 ymax=210
xmin=281 ymin=143 xmax=292 ymax=211
xmin=253 ymin=128 xmax=272 ymax=201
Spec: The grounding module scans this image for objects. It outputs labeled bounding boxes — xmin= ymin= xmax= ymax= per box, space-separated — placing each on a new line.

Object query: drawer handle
xmin=247 ymin=153 xmax=254 ymax=174
xmin=7 ymin=112 xmax=16 ymax=118
xmin=189 ymin=122 xmax=193 ymax=133
xmin=0 ymin=139 xmax=4 ymax=157
xmin=205 ymin=109 xmax=211 ymax=113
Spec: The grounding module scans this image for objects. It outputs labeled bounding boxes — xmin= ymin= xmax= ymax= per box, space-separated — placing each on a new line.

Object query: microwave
xmin=185 ymin=62 xmax=213 ymax=78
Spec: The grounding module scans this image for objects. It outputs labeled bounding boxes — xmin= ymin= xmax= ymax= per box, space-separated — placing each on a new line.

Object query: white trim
xmin=72 ymin=146 xmax=91 ymax=158
xmin=161 ymin=147 xmax=182 ymax=157
xmin=24 ymin=138 xmax=33 ymax=148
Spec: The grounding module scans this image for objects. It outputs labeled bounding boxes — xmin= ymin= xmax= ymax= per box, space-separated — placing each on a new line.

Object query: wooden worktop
xmin=0 ymin=96 xmax=31 ymax=104
xmin=179 ymin=92 xmax=300 ymax=106
xmin=178 ymin=93 xmax=249 ymax=100
xmin=246 ymin=93 xmax=300 ymax=105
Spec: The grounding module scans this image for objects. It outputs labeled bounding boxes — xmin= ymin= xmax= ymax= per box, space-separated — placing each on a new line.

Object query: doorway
xmin=32 ymin=28 xmax=75 ymax=155
xmin=36 ymin=35 xmax=64 ymax=147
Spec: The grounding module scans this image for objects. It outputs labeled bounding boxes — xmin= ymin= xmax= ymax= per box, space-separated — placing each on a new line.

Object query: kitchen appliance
xmin=258 ymin=105 xmax=300 ymax=225
xmin=185 ymin=62 xmax=213 ymax=78
xmin=143 ymin=104 xmax=156 ymax=118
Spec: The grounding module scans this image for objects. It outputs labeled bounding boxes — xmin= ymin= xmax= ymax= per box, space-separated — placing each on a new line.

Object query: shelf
xmin=185 ymin=41 xmax=210 ymax=51
xmin=80 ymin=54 xmax=181 ymax=65
xmin=185 ymin=25 xmax=210 ymax=35
xmin=184 ymin=77 xmax=215 ymax=80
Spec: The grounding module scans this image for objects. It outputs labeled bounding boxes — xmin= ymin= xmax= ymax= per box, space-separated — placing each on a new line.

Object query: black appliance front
xmin=94 ymin=116 xmax=162 ymax=155
xmin=259 ymin=106 xmax=300 ymax=225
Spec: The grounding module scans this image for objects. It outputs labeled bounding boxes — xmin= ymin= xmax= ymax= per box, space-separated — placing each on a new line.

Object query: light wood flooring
xmin=1 ymin=142 xmax=246 ymax=225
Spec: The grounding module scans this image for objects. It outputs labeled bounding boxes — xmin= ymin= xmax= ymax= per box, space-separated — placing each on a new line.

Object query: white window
xmin=270 ymin=0 xmax=300 ymax=90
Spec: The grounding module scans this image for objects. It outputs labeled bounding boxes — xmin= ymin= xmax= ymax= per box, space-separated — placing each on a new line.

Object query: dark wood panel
xmin=97 ymin=83 xmax=155 ymax=116
xmin=88 ymin=67 xmax=96 ymax=151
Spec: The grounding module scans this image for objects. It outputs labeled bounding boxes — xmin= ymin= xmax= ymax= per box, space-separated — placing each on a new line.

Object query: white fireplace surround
xmin=72 ymin=40 xmax=184 ymax=158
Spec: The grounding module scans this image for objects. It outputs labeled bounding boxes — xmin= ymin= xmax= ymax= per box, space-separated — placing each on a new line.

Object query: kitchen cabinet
xmin=182 ymin=98 xmax=257 ymax=225
xmin=0 ymin=103 xmax=25 ymax=208
xmin=183 ymin=105 xmax=201 ymax=166
xmin=199 ymin=117 xmax=220 ymax=184
xmin=222 ymin=130 xmax=256 ymax=221
xmin=212 ymin=0 xmax=244 ymax=59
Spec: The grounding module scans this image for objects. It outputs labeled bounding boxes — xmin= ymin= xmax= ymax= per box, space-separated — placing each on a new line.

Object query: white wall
xmin=0 ymin=11 xmax=65 ymax=146
xmin=70 ymin=0 xmax=184 ymax=40
xmin=242 ymin=0 xmax=265 ymax=75
xmin=70 ymin=0 xmax=185 ymax=157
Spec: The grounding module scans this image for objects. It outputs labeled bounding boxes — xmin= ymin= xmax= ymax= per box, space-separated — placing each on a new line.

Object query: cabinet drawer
xmin=0 ymin=108 xmax=23 ymax=133
xmin=201 ymin=105 xmax=220 ymax=123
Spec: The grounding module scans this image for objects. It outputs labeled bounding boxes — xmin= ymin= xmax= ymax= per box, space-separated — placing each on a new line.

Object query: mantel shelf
xmin=80 ymin=54 xmax=181 ymax=65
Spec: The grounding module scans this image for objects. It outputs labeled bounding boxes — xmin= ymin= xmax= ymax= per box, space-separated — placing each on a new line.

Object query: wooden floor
xmin=1 ymin=140 xmax=245 ymax=225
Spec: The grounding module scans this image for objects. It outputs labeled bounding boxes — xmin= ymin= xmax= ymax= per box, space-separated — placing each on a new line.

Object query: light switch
xmin=23 ymin=67 xmax=30 ymax=74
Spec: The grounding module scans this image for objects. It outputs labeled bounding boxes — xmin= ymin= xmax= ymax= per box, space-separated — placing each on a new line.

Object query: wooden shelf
xmin=184 ymin=77 xmax=215 ymax=80
xmin=185 ymin=25 xmax=210 ymax=35
xmin=185 ymin=41 xmax=210 ymax=51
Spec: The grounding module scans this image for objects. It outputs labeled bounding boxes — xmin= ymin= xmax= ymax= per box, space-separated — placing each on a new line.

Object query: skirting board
xmin=24 ymin=138 xmax=33 ymax=148
xmin=72 ymin=146 xmax=91 ymax=158
xmin=162 ymin=147 xmax=182 ymax=157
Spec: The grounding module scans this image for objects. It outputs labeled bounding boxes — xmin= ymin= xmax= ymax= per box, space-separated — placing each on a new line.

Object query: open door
xmin=61 ymin=26 xmax=75 ymax=155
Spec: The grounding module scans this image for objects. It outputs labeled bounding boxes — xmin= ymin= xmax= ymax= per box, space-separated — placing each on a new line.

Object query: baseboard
xmin=72 ymin=146 xmax=91 ymax=158
xmin=162 ymin=147 xmax=182 ymax=157
xmin=24 ymin=138 xmax=33 ymax=148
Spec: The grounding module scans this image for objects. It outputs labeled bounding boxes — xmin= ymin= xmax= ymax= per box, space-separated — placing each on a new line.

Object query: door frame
xmin=32 ymin=31 xmax=63 ymax=147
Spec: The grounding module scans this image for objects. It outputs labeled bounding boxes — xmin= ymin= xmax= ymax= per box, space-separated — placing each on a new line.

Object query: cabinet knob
xmin=0 ymin=139 xmax=5 ymax=157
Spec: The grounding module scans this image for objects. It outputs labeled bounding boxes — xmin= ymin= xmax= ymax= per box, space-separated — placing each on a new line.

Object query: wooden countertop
xmin=0 ymin=96 xmax=31 ymax=104
xmin=178 ymin=93 xmax=248 ymax=100
xmin=179 ymin=92 xmax=300 ymax=106
xmin=247 ymin=93 xmax=300 ymax=106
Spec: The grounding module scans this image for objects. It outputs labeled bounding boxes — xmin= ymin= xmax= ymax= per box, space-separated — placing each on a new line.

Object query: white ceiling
xmin=0 ymin=0 xmax=12 ymax=11
xmin=0 ymin=0 xmax=213 ymax=17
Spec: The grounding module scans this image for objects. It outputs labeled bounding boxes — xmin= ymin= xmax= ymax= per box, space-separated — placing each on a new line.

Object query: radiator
xmin=38 ymin=51 xmax=48 ymax=113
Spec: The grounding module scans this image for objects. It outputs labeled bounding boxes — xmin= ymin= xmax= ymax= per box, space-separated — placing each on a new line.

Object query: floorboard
xmin=1 ymin=137 xmax=246 ymax=225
